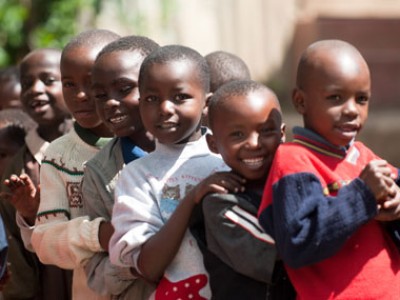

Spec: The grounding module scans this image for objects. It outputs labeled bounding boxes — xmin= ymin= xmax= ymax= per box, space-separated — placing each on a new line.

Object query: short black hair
xmin=138 ymin=45 xmax=210 ymax=93
xmin=0 ymin=108 xmax=36 ymax=146
xmin=96 ymin=35 xmax=159 ymax=60
xmin=207 ymin=80 xmax=280 ymax=129
xmin=0 ymin=66 xmax=19 ymax=83
xmin=62 ymin=29 xmax=120 ymax=58
xmin=205 ymin=51 xmax=251 ymax=92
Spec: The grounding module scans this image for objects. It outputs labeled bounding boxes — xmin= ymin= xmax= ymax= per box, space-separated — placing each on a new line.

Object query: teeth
xmin=109 ymin=115 xmax=127 ymax=124
xmin=160 ymin=123 xmax=176 ymax=129
xmin=242 ymin=157 xmax=264 ymax=167
xmin=30 ymin=100 xmax=48 ymax=108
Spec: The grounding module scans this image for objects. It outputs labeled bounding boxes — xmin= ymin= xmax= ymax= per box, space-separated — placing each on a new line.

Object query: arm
xmin=109 ymin=169 xmax=244 ymax=283
xmin=84 ymin=252 xmax=138 ymax=296
xmin=82 ymin=163 xmax=143 ymax=296
xmin=3 ymin=174 xmax=39 ymax=251
xmin=260 ymin=172 xmax=377 ymax=269
xmin=31 ymin=160 xmax=104 ymax=269
xmin=202 ymin=192 xmax=277 ymax=283
xmin=136 ymin=172 xmax=245 ymax=283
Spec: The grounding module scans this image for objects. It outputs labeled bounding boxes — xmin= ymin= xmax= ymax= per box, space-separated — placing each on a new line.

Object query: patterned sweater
xmin=31 ymin=122 xmax=111 ymax=300
xmin=109 ymin=134 xmax=228 ymax=300
xmin=258 ymin=127 xmax=400 ymax=300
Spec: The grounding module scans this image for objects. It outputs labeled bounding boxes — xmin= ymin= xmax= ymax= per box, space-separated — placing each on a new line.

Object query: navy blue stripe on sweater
xmin=259 ymin=172 xmax=377 ymax=269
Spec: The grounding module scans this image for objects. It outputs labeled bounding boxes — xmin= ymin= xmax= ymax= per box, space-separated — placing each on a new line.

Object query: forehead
xmin=213 ymin=89 xmax=281 ymax=125
xmin=142 ymin=60 xmax=200 ymax=86
xmin=61 ymin=46 xmax=101 ymax=72
xmin=20 ymin=52 xmax=60 ymax=74
xmin=93 ymin=50 xmax=144 ymax=76
xmin=303 ymin=49 xmax=370 ymax=90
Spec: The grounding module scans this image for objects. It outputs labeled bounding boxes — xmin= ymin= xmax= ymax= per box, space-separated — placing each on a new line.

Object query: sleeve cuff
xmin=81 ymin=217 xmax=106 ymax=252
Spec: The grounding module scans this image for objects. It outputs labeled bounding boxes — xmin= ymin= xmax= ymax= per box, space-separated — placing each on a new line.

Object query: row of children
xmin=0 ymin=27 xmax=399 ymax=300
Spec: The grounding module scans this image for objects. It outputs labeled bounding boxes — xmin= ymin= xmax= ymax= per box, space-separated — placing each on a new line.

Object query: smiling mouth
xmin=242 ymin=157 xmax=265 ymax=168
xmin=109 ymin=114 xmax=128 ymax=124
xmin=29 ymin=99 xmax=49 ymax=109
xmin=158 ymin=122 xmax=178 ymax=129
xmin=337 ymin=124 xmax=359 ymax=135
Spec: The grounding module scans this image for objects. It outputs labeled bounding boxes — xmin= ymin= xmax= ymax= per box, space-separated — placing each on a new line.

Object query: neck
xmin=37 ymin=118 xmax=73 ymax=142
xmin=89 ymin=123 xmax=114 ymax=138
xmin=245 ymin=179 xmax=266 ymax=193
xmin=128 ymin=129 xmax=155 ymax=152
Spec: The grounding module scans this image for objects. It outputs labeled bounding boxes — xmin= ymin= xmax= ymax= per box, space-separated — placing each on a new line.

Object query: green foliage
xmin=0 ymin=0 xmax=100 ymax=67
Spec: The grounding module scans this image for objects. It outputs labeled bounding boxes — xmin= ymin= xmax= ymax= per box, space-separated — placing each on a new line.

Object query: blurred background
xmin=1 ymin=0 xmax=399 ymax=163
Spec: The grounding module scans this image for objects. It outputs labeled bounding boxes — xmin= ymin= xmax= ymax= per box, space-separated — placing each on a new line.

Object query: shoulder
xmin=85 ymin=138 xmax=121 ymax=170
xmin=43 ymin=131 xmax=74 ymax=155
xmin=272 ymin=142 xmax=315 ymax=173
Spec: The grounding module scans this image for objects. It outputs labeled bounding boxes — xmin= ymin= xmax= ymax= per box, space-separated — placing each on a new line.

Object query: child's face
xmin=294 ymin=51 xmax=370 ymax=147
xmin=139 ymin=60 xmax=206 ymax=144
xmin=92 ymin=50 xmax=144 ymax=138
xmin=61 ymin=46 xmax=104 ymax=130
xmin=20 ymin=51 xmax=69 ymax=125
xmin=0 ymin=80 xmax=21 ymax=110
xmin=0 ymin=128 xmax=23 ymax=177
xmin=207 ymin=90 xmax=284 ymax=181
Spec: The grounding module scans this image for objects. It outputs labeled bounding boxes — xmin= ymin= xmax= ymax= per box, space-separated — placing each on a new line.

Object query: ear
xmin=280 ymin=123 xmax=286 ymax=143
xmin=202 ymin=93 xmax=213 ymax=126
xmin=206 ymin=132 xmax=219 ymax=154
xmin=292 ymin=88 xmax=306 ymax=115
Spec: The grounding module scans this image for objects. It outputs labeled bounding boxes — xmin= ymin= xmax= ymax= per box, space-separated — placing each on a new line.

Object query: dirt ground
xmin=283 ymin=110 xmax=400 ymax=166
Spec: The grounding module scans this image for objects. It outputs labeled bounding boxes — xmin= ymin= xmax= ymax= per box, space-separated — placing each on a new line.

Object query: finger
xmin=209 ymin=184 xmax=228 ymax=194
xmin=219 ymin=178 xmax=245 ymax=193
xmin=382 ymin=197 xmax=400 ymax=210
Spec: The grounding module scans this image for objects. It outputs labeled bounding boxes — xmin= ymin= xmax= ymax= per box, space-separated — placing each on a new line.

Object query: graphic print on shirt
xmin=160 ymin=184 xmax=181 ymax=222
xmin=66 ymin=182 xmax=83 ymax=208
xmin=155 ymin=274 xmax=208 ymax=300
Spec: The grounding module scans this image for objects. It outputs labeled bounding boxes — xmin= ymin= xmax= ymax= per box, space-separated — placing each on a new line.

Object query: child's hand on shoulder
xmin=360 ymin=160 xmax=396 ymax=203
xmin=2 ymin=174 xmax=40 ymax=225
xmin=189 ymin=172 xmax=246 ymax=204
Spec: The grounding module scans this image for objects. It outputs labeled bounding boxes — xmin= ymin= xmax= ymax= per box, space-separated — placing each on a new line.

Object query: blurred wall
xmin=95 ymin=0 xmax=400 ymax=164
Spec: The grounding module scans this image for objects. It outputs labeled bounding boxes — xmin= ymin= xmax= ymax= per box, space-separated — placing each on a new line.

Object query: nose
xmin=342 ymin=98 xmax=358 ymax=117
xmin=31 ymin=79 xmax=45 ymax=94
xmin=76 ymin=90 xmax=89 ymax=102
xmin=160 ymin=99 xmax=174 ymax=115
xmin=245 ymin=132 xmax=260 ymax=149
xmin=104 ymin=97 xmax=119 ymax=109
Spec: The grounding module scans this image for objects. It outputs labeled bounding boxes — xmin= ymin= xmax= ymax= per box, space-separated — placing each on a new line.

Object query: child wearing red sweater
xmin=258 ymin=39 xmax=400 ymax=299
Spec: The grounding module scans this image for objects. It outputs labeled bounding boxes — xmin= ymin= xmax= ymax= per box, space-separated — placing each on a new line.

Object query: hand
xmin=359 ymin=160 xmax=396 ymax=203
xmin=375 ymin=186 xmax=400 ymax=222
xmin=2 ymin=174 xmax=40 ymax=225
xmin=188 ymin=171 xmax=246 ymax=205
xmin=98 ymin=221 xmax=114 ymax=252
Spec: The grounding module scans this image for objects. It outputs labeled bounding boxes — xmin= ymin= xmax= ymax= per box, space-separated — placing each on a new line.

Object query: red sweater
xmin=258 ymin=130 xmax=400 ymax=300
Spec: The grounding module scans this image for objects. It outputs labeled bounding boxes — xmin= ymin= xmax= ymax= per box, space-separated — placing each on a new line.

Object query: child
xmin=191 ymin=79 xmax=295 ymax=299
xmin=202 ymin=50 xmax=251 ymax=126
xmin=0 ymin=109 xmax=35 ymax=178
xmin=82 ymin=35 xmax=159 ymax=299
xmin=0 ymin=66 xmax=22 ymax=110
xmin=258 ymin=39 xmax=400 ymax=299
xmin=0 ymin=48 xmax=73 ymax=300
xmin=205 ymin=50 xmax=251 ymax=93
xmin=27 ymin=29 xmax=120 ymax=299
xmin=109 ymin=45 xmax=245 ymax=299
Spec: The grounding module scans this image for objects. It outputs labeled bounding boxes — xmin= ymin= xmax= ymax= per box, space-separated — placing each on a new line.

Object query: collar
xmin=292 ymin=126 xmax=353 ymax=159
xmin=154 ymin=127 xmax=211 ymax=160
xmin=73 ymin=122 xmax=111 ymax=148
xmin=25 ymin=127 xmax=49 ymax=164
xmin=121 ymin=136 xmax=147 ymax=164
